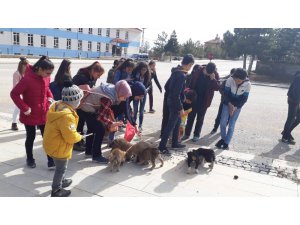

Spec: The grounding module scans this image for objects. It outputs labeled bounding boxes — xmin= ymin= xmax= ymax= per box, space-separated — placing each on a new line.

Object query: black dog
xmin=187 ymin=147 xmax=216 ymax=174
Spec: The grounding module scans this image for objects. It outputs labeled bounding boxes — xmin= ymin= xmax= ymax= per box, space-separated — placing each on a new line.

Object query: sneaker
xmin=222 ymin=143 xmax=229 ymax=150
xmin=139 ymin=126 xmax=143 ymax=131
xmin=159 ymin=147 xmax=171 ymax=156
xmin=215 ymin=139 xmax=224 ymax=149
xmin=62 ymin=179 xmax=72 ymax=188
xmin=26 ymin=158 xmax=36 ymax=168
xmin=171 ymin=143 xmax=186 ymax=149
xmin=11 ymin=123 xmax=18 ymax=131
xmin=85 ymin=153 xmax=92 ymax=158
xmin=149 ymin=109 xmax=156 ymax=113
xmin=92 ymin=156 xmax=109 ymax=164
xmin=51 ymin=188 xmax=71 ymax=197
xmin=281 ymin=137 xmax=296 ymax=145
xmin=73 ymin=142 xmax=85 ymax=152
xmin=192 ymin=136 xmax=200 ymax=142
xmin=210 ymin=128 xmax=217 ymax=135
xmin=281 ymin=131 xmax=295 ymax=141
xmin=47 ymin=160 xmax=55 ymax=170
xmin=181 ymin=135 xmax=190 ymax=141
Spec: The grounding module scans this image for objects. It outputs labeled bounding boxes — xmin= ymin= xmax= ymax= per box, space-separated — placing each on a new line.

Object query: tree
xmin=164 ymin=30 xmax=180 ymax=60
xmin=140 ymin=41 xmax=150 ymax=53
xmin=152 ymin=31 xmax=168 ymax=59
xmin=180 ymin=38 xmax=204 ymax=58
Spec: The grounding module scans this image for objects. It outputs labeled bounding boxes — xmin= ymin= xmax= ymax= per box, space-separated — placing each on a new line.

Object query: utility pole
xmin=141 ymin=28 xmax=146 ymax=53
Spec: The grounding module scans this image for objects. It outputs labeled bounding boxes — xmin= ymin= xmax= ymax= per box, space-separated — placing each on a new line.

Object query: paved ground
xmin=1 ymin=58 xmax=300 ymax=197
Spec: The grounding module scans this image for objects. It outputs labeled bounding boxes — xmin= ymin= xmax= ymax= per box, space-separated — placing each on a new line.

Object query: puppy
xmin=110 ymin=138 xmax=133 ymax=152
xmin=108 ymin=148 xmax=126 ymax=172
xmin=135 ymin=147 xmax=164 ymax=170
xmin=187 ymin=147 xmax=216 ymax=174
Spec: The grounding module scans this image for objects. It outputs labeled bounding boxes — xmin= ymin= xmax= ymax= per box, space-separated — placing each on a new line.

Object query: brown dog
xmin=108 ymin=148 xmax=126 ymax=172
xmin=136 ymin=147 xmax=164 ymax=170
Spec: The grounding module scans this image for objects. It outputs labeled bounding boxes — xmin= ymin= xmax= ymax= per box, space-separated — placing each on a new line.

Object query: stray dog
xmin=108 ymin=148 xmax=126 ymax=172
xmin=187 ymin=147 xmax=216 ymax=174
xmin=110 ymin=138 xmax=132 ymax=152
xmin=127 ymin=147 xmax=164 ymax=170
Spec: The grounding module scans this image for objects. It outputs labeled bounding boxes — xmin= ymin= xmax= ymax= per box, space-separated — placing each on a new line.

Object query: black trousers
xmin=283 ymin=101 xmax=300 ymax=138
xmin=160 ymin=93 xmax=169 ymax=137
xmin=24 ymin=124 xmax=53 ymax=162
xmin=213 ymin=101 xmax=223 ymax=130
xmin=148 ymin=86 xmax=154 ymax=110
xmin=184 ymin=105 xmax=208 ymax=137
xmin=85 ymin=113 xmax=106 ymax=158
xmin=76 ymin=109 xmax=86 ymax=135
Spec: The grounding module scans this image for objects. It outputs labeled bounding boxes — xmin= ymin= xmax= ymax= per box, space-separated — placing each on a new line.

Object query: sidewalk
xmin=0 ymin=112 xmax=299 ymax=197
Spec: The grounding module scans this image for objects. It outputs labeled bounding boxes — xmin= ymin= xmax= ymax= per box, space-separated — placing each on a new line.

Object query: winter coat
xmin=223 ymin=77 xmax=251 ymax=108
xmin=73 ymin=71 xmax=96 ymax=88
xmin=43 ymin=102 xmax=82 ymax=160
xmin=113 ymin=69 xmax=130 ymax=84
xmin=10 ymin=65 xmax=53 ymax=125
xmin=49 ymin=75 xmax=73 ymax=101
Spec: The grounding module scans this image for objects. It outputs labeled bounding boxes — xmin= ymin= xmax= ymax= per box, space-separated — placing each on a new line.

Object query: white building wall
xmin=0 ymin=31 xmax=12 ymax=45
xmin=71 ymin=39 xmax=77 ymax=50
xmin=60 ymin=38 xmax=67 ymax=50
xmin=33 ymin=34 xmax=41 ymax=48
xmin=47 ymin=36 xmax=54 ymax=49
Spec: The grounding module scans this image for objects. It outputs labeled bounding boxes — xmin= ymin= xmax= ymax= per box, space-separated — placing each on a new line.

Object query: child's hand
xmin=24 ymin=108 xmax=31 ymax=116
xmin=209 ymin=73 xmax=215 ymax=80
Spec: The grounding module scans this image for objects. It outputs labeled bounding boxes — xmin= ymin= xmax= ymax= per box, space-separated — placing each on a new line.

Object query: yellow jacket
xmin=43 ymin=102 xmax=82 ymax=159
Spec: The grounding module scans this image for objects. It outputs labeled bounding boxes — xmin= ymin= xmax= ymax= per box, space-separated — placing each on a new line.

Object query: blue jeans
xmin=220 ymin=104 xmax=241 ymax=145
xmin=133 ymin=95 xmax=147 ymax=127
xmin=159 ymin=103 xmax=181 ymax=149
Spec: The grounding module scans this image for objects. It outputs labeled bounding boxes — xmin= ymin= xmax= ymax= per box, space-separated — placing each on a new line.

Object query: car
xmin=172 ymin=56 xmax=181 ymax=61
xmin=130 ymin=53 xmax=149 ymax=62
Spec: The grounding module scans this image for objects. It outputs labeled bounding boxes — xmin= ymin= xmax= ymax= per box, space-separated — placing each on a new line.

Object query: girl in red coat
xmin=11 ymin=56 xmax=55 ymax=169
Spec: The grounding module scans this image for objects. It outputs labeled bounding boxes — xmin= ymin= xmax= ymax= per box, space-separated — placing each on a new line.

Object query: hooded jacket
xmin=43 ymin=102 xmax=82 ymax=159
xmin=10 ymin=64 xmax=53 ymax=125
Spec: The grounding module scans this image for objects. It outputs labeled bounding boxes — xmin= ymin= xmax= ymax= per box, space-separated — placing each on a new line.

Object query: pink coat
xmin=10 ymin=65 xmax=53 ymax=126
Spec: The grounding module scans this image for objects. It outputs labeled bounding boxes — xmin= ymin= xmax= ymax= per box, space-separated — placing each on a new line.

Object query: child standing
xmin=43 ymin=81 xmax=83 ymax=197
xmin=10 ymin=56 xmax=55 ymax=169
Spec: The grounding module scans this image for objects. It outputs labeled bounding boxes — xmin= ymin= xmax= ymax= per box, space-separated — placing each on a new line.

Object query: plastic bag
xmin=124 ymin=122 xmax=136 ymax=142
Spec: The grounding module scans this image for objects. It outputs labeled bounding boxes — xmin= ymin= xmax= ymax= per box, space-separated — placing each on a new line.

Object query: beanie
xmin=130 ymin=81 xmax=146 ymax=97
xmin=61 ymin=80 xmax=84 ymax=109
xmin=115 ymin=80 xmax=132 ymax=99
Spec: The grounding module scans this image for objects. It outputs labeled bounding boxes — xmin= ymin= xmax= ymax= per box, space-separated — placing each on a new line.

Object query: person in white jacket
xmin=11 ymin=57 xmax=29 ymax=131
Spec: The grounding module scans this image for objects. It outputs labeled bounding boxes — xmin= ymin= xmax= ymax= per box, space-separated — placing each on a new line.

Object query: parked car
xmin=130 ymin=53 xmax=149 ymax=62
xmin=173 ymin=56 xmax=181 ymax=61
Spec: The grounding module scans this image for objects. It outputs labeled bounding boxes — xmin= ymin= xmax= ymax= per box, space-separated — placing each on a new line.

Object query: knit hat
xmin=61 ymin=80 xmax=84 ymax=109
xmin=115 ymin=80 xmax=132 ymax=99
xmin=130 ymin=81 xmax=146 ymax=96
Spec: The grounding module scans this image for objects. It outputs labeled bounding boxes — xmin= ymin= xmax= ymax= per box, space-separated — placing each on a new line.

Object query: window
xmin=98 ymin=28 xmax=102 ymax=36
xmin=54 ymin=37 xmax=59 ymax=48
xmin=88 ymin=28 xmax=93 ymax=34
xmin=105 ymin=43 xmax=109 ymax=52
xmin=78 ymin=40 xmax=82 ymax=50
xmin=125 ymin=31 xmax=129 ymax=40
xmin=116 ymin=29 xmax=120 ymax=38
xmin=67 ymin=39 xmax=71 ymax=49
xmin=78 ymin=28 xmax=83 ymax=33
xmin=67 ymin=28 xmax=71 ymax=31
xmin=13 ymin=32 xmax=20 ymax=45
xmin=97 ymin=42 xmax=101 ymax=52
xmin=28 ymin=34 xmax=33 ymax=46
xmin=88 ymin=41 xmax=92 ymax=51
xmin=41 ymin=35 xmax=46 ymax=47
xmin=106 ymin=28 xmax=110 ymax=37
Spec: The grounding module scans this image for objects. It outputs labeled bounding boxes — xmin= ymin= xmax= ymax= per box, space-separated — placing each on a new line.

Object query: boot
xmin=11 ymin=123 xmax=18 ymax=131
xmin=51 ymin=188 xmax=71 ymax=197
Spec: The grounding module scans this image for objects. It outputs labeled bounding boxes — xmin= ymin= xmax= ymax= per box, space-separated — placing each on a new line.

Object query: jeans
xmin=24 ymin=124 xmax=53 ymax=163
xmin=213 ymin=101 xmax=223 ymax=130
xmin=52 ymin=158 xmax=68 ymax=192
xmin=282 ymin=101 xmax=300 ymax=138
xmin=184 ymin=105 xmax=208 ymax=137
xmin=133 ymin=95 xmax=147 ymax=128
xmin=159 ymin=102 xmax=181 ymax=149
xmin=220 ymin=104 xmax=241 ymax=145
xmin=85 ymin=113 xmax=105 ymax=158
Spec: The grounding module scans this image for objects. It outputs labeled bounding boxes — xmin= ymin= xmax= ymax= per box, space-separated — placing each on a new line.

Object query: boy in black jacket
xmin=158 ymin=54 xmax=195 ymax=155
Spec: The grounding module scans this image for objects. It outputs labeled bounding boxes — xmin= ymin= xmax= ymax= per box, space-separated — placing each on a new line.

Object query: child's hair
xmin=77 ymin=61 xmax=104 ymax=75
xmin=131 ymin=61 xmax=151 ymax=83
xmin=116 ymin=59 xmax=135 ymax=71
xmin=149 ymin=60 xmax=156 ymax=66
xmin=191 ymin=64 xmax=201 ymax=74
xmin=181 ymin=54 xmax=195 ymax=65
xmin=32 ymin=56 xmax=54 ymax=72
xmin=232 ymin=68 xmax=247 ymax=80
xmin=185 ymin=89 xmax=197 ymax=103
xmin=17 ymin=57 xmax=29 ymax=74
xmin=230 ymin=68 xmax=236 ymax=75
xmin=205 ymin=62 xmax=216 ymax=74
xmin=113 ymin=59 xmax=119 ymax=67
xmin=54 ymin=59 xmax=72 ymax=88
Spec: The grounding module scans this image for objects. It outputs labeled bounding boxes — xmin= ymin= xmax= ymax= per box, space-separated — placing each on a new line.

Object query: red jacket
xmin=10 ymin=65 xmax=53 ymax=126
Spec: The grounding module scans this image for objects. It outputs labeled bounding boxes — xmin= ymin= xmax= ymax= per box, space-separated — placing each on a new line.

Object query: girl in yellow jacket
xmin=43 ymin=80 xmax=83 ymax=197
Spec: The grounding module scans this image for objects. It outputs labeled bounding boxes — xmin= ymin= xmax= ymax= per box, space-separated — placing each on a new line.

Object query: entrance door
xmin=112 ymin=45 xmax=116 ymax=56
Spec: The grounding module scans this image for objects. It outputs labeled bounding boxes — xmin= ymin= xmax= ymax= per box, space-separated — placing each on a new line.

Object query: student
xmin=50 ymin=59 xmax=73 ymax=100
xmin=43 ymin=81 xmax=83 ymax=197
xmin=113 ymin=59 xmax=135 ymax=84
xmin=72 ymin=61 xmax=104 ymax=151
xmin=158 ymin=54 xmax=195 ymax=155
xmin=10 ymin=56 xmax=55 ymax=168
xmin=148 ymin=60 xmax=162 ymax=113
xmin=210 ymin=68 xmax=236 ymax=134
xmin=11 ymin=57 xmax=29 ymax=131
xmin=131 ymin=61 xmax=151 ymax=130
xmin=185 ymin=64 xmax=200 ymax=89
xmin=182 ymin=62 xmax=220 ymax=142
xmin=216 ymin=68 xmax=251 ymax=150
xmin=281 ymin=71 xmax=300 ymax=144
xmin=79 ymin=80 xmax=132 ymax=163
xmin=106 ymin=59 xmax=119 ymax=84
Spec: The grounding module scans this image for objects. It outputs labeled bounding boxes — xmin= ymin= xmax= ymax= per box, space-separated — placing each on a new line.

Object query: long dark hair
xmin=32 ymin=56 xmax=54 ymax=73
xmin=115 ymin=59 xmax=135 ymax=72
xmin=17 ymin=57 xmax=29 ymax=75
xmin=54 ymin=59 xmax=72 ymax=88
xmin=77 ymin=61 xmax=104 ymax=75
xmin=131 ymin=61 xmax=151 ymax=84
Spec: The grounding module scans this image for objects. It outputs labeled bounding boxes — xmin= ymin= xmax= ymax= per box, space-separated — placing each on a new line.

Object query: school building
xmin=0 ymin=28 xmax=142 ymax=58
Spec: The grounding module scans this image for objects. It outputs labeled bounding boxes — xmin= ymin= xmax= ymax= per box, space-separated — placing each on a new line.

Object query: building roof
xmin=204 ymin=34 xmax=222 ymax=44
